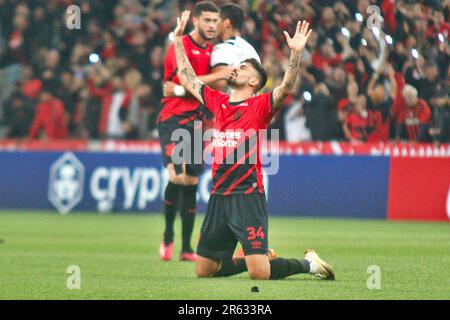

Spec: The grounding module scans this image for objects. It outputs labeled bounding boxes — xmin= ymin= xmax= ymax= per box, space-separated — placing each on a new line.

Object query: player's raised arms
xmin=272 ymin=20 xmax=312 ymax=111
xmin=173 ymin=10 xmax=205 ymax=104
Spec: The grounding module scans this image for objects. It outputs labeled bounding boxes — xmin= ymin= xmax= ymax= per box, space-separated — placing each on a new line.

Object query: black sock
xmin=213 ymin=259 xmax=247 ymax=277
xmin=269 ymin=258 xmax=310 ymax=280
xmin=181 ymin=184 xmax=197 ymax=253
xmin=163 ymin=181 xmax=182 ymax=245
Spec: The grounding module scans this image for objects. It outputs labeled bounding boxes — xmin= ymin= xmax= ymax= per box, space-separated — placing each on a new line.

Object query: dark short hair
xmin=194 ymin=1 xmax=219 ymax=17
xmin=220 ymin=3 xmax=245 ymax=31
xmin=242 ymin=58 xmax=267 ymax=92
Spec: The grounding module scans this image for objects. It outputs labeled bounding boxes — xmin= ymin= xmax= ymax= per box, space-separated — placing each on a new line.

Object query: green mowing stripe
xmin=0 ymin=211 xmax=449 ymax=299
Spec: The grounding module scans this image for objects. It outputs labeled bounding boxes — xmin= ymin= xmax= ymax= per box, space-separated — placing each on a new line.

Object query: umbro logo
xmin=250 ymin=241 xmax=262 ymax=249
xmin=192 ymin=50 xmax=200 ymax=55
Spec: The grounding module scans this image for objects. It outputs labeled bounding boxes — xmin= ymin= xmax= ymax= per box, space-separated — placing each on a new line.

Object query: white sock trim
xmin=306 ymin=259 xmax=319 ymax=274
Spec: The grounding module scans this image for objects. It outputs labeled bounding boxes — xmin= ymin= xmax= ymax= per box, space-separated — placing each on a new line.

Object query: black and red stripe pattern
xmin=201 ymin=85 xmax=275 ymax=196
xmin=211 ymin=133 xmax=264 ymax=195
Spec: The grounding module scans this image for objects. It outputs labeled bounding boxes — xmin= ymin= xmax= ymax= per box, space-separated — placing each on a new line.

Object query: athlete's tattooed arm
xmin=272 ymin=20 xmax=312 ymax=111
xmin=173 ymin=10 xmax=205 ymax=104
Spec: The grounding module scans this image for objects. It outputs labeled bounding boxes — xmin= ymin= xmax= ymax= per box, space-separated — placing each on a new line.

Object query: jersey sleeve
xmin=164 ymin=44 xmax=178 ymax=82
xmin=252 ymin=92 xmax=275 ymax=124
xmin=164 ymin=38 xmax=193 ymax=83
xmin=200 ymin=85 xmax=228 ymax=114
xmin=210 ymin=43 xmax=237 ymax=68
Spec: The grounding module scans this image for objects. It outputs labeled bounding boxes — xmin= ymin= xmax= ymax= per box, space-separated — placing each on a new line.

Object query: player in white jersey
xmin=210 ymin=3 xmax=261 ymax=92
xmin=162 ymin=4 xmax=258 ymax=95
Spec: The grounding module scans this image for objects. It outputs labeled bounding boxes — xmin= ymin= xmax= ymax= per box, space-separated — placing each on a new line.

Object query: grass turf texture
xmin=0 ymin=211 xmax=449 ymax=300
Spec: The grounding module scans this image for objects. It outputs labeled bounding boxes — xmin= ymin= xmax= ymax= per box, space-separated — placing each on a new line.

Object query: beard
xmin=198 ymin=27 xmax=215 ymax=41
xmin=227 ymin=74 xmax=240 ymax=88
xmin=227 ymin=77 xmax=247 ymax=90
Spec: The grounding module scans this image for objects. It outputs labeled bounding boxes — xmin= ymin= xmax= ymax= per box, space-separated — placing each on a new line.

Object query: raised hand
xmin=283 ymin=20 xmax=312 ymax=53
xmin=174 ymin=10 xmax=190 ymax=38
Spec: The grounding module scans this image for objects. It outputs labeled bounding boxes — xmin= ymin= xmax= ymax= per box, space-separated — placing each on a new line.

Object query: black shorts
xmin=158 ymin=119 xmax=203 ymax=177
xmin=197 ymin=193 xmax=269 ymax=260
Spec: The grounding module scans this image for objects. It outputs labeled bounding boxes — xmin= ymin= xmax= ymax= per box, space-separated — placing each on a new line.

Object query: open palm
xmin=284 ymin=20 xmax=312 ymax=53
xmin=174 ymin=10 xmax=190 ymax=37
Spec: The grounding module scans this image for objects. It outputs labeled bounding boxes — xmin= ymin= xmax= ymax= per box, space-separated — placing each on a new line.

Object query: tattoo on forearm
xmin=283 ymin=80 xmax=295 ymax=91
xmin=273 ymin=51 xmax=301 ymax=110
xmin=288 ymin=56 xmax=299 ymax=70
xmin=175 ymin=37 xmax=203 ymax=98
xmin=283 ymin=53 xmax=300 ymax=90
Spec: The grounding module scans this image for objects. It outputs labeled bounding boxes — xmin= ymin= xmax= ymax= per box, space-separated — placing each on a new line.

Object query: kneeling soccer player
xmin=173 ymin=11 xmax=335 ymax=280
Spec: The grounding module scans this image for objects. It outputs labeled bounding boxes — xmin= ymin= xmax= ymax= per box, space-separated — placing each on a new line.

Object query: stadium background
xmin=0 ymin=0 xmax=449 ymax=300
xmin=0 ymin=0 xmax=448 ymax=220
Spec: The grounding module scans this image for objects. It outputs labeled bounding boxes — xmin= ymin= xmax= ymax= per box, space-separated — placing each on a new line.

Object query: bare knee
xmin=246 ymin=254 xmax=270 ymax=280
xmin=196 ymin=257 xmax=220 ymax=278
xmin=196 ymin=265 xmax=214 ymax=278
xmin=248 ymin=267 xmax=270 ymax=280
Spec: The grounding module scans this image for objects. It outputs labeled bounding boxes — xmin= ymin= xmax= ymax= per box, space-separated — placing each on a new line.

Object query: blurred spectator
xmin=284 ymin=98 xmax=311 ymax=142
xmin=0 ymin=0 xmax=448 ymax=142
xmin=429 ymin=65 xmax=450 ymax=143
xmin=304 ymin=83 xmax=340 ymax=141
xmin=366 ymin=62 xmax=397 ymax=141
xmin=20 ymin=65 xmax=42 ymax=100
xmin=54 ymin=70 xmax=83 ymax=136
xmin=3 ymin=89 xmax=34 ymax=138
xmin=29 ymin=86 xmax=68 ymax=140
xmin=396 ymin=84 xmax=432 ymax=142
xmin=343 ymin=94 xmax=370 ymax=142
xmin=87 ymin=65 xmax=132 ymax=139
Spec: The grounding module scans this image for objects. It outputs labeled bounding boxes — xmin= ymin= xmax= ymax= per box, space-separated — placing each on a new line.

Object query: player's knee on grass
xmin=245 ymin=254 xmax=270 ymax=280
xmin=196 ymin=256 xmax=221 ymax=278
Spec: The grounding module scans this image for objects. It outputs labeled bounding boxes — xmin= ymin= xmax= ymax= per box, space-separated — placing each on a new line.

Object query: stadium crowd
xmin=0 ymin=0 xmax=449 ymax=142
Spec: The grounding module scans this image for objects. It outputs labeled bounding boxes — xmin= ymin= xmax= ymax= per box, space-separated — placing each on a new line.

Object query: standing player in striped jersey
xmin=173 ymin=11 xmax=335 ymax=280
xmin=210 ymin=3 xmax=261 ymax=92
xmin=158 ymin=1 xmax=232 ymax=262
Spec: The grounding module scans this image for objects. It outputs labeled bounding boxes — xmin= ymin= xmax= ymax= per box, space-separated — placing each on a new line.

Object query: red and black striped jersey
xmin=397 ymin=99 xmax=431 ymax=140
xmin=344 ymin=111 xmax=370 ymax=141
xmin=160 ymin=35 xmax=212 ymax=124
xmin=201 ymin=85 xmax=275 ymax=196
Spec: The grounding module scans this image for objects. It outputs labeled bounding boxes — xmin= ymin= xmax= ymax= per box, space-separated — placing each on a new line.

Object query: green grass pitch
xmin=0 ymin=211 xmax=449 ymax=300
